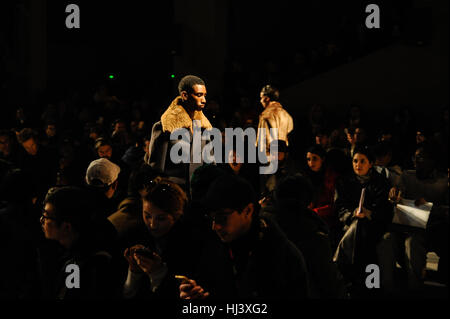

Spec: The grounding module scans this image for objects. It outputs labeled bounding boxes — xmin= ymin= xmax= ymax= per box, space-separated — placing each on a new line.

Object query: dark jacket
xmin=334 ymin=169 xmax=393 ymax=271
xmin=123 ymin=216 xmax=206 ymax=299
xmin=193 ymin=215 xmax=311 ymax=299
xmin=263 ymin=204 xmax=346 ymax=298
xmin=54 ymin=237 xmax=121 ymax=299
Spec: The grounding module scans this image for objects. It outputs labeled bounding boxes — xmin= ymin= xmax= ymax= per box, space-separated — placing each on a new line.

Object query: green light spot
xmin=109 ymin=75 xmax=114 ymax=79
xmin=171 ymin=74 xmax=175 ymax=79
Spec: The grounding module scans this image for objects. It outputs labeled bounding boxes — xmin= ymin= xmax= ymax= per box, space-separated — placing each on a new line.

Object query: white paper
xmin=392 ymin=199 xmax=433 ymax=229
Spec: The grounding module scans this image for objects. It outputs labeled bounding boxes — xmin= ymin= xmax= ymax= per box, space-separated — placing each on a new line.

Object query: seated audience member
xmin=108 ymin=164 xmax=159 ymax=246
xmin=263 ymin=174 xmax=347 ymax=298
xmin=333 ymin=146 xmax=393 ymax=296
xmin=260 ymin=139 xmax=300 ymax=206
xmin=179 ymin=174 xmax=310 ymax=299
xmin=40 ymin=186 xmax=121 ymax=299
xmin=381 ymin=142 xmax=448 ymax=293
xmin=222 ymin=144 xmax=260 ymax=197
xmin=16 ymin=128 xmax=58 ymax=200
xmin=0 ymin=168 xmax=40 ymax=298
xmin=85 ymin=158 xmax=121 ymax=218
xmin=315 ymin=127 xmax=332 ymax=151
xmin=373 ymin=141 xmax=402 ymax=188
xmin=303 ymin=145 xmax=339 ymax=234
xmin=344 ymin=126 xmax=367 ymax=159
xmin=120 ymin=134 xmax=150 ymax=170
xmin=122 ymin=177 xmax=203 ymax=299
xmin=94 ymin=137 xmax=130 ymax=200
xmin=0 ymin=129 xmax=21 ymax=166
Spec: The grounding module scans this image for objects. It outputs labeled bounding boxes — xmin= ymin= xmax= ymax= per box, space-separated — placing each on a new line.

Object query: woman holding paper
xmin=333 ymin=145 xmax=393 ymax=296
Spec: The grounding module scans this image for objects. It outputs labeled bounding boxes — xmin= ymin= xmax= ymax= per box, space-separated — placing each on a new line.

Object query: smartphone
xmin=134 ymin=247 xmax=155 ymax=259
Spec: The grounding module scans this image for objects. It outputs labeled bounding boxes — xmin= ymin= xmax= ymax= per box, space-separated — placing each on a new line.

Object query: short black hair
xmin=202 ymin=173 xmax=257 ymax=213
xmin=178 ymin=75 xmax=205 ymax=95
xmin=353 ymin=145 xmax=375 ymax=163
xmin=43 ymin=186 xmax=91 ymax=234
xmin=306 ymin=145 xmax=327 ymax=159
xmin=260 ymin=85 xmax=280 ymax=101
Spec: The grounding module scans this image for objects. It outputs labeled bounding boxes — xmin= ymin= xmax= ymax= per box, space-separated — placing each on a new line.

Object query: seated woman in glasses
xmin=333 ymin=146 xmax=393 ymax=296
xmin=122 ymin=177 xmax=203 ymax=299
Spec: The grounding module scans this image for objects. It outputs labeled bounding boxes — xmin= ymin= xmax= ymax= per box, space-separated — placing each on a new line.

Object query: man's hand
xmin=179 ymin=278 xmax=210 ymax=300
xmin=414 ymin=197 xmax=427 ymax=207
xmin=389 ymin=187 xmax=402 ymax=203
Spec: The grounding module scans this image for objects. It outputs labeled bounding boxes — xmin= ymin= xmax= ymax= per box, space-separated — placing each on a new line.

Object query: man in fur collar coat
xmin=256 ymin=85 xmax=294 ymax=156
xmin=145 ymin=75 xmax=212 ymax=196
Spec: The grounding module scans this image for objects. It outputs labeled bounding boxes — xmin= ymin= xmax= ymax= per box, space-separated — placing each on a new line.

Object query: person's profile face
xmin=40 ymin=203 xmax=63 ymax=241
xmin=260 ymin=92 xmax=270 ymax=108
xmin=0 ymin=135 xmax=10 ymax=155
xmin=46 ymin=125 xmax=57 ymax=138
xmin=97 ymin=144 xmax=113 ymax=159
xmin=306 ymin=152 xmax=323 ymax=172
xmin=183 ymin=84 xmax=207 ymax=111
xmin=210 ymin=207 xmax=252 ymax=243
xmin=142 ymin=200 xmax=176 ymax=238
xmin=353 ymin=153 xmax=372 ymax=176
xmin=22 ymin=138 xmax=38 ymax=156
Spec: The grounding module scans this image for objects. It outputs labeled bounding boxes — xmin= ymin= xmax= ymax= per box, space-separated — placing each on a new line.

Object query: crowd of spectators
xmin=0 ymin=78 xmax=448 ymax=300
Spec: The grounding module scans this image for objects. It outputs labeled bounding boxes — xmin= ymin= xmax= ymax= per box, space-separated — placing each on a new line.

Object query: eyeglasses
xmin=40 ymin=209 xmax=59 ymax=224
xmin=207 ymin=209 xmax=236 ymax=226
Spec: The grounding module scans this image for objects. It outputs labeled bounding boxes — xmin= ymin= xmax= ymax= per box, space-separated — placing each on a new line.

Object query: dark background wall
xmin=0 ymin=0 xmax=447 ymax=125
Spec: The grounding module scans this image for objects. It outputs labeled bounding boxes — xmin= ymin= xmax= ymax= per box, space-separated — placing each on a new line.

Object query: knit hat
xmin=85 ymin=158 xmax=121 ymax=187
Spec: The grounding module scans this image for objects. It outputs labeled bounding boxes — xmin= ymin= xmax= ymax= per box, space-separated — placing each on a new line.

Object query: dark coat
xmin=54 ymin=237 xmax=121 ymax=299
xmin=124 ymin=215 xmax=207 ymax=299
xmin=193 ymin=215 xmax=311 ymax=299
xmin=263 ymin=204 xmax=346 ymax=298
xmin=334 ymin=169 xmax=393 ymax=278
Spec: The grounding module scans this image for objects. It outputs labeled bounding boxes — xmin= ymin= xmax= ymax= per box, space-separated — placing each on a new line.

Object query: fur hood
xmin=161 ymin=97 xmax=212 ymax=133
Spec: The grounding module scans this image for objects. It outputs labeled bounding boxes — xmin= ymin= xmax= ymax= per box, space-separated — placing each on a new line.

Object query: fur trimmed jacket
xmin=256 ymin=101 xmax=294 ymax=154
xmin=145 ymin=97 xmax=212 ymax=190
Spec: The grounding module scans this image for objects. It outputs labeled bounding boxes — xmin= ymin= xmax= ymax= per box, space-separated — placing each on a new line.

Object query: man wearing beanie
xmin=178 ymin=173 xmax=311 ymax=299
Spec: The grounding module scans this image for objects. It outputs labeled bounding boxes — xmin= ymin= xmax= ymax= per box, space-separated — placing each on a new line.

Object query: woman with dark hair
xmin=122 ymin=177 xmax=203 ymax=299
xmin=333 ymin=146 xmax=393 ymax=296
xmin=302 ymin=145 xmax=341 ymax=248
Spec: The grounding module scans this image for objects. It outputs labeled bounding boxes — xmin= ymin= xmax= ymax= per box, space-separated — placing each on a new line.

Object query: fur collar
xmin=161 ymin=97 xmax=212 ymax=133
xmin=260 ymin=101 xmax=284 ymax=119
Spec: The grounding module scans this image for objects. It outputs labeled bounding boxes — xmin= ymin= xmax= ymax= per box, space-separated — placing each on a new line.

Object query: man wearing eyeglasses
xmin=145 ymin=75 xmax=212 ymax=197
xmin=39 ymin=186 xmax=121 ymax=299
xmin=179 ymin=174 xmax=311 ymax=299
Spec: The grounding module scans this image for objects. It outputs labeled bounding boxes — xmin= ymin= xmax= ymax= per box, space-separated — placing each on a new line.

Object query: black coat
xmin=123 ymin=215 xmax=206 ymax=299
xmin=193 ymin=215 xmax=311 ymax=299
xmin=334 ymin=170 xmax=393 ymax=271
xmin=263 ymin=205 xmax=346 ymax=298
